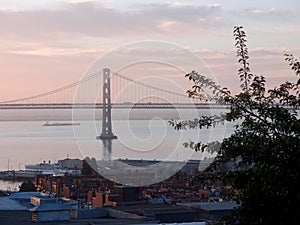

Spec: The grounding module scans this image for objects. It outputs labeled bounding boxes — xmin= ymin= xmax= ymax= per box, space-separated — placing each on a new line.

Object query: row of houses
xmin=1 ymin=157 xmax=236 ymax=224
xmin=35 ymin=169 xmax=226 ymax=209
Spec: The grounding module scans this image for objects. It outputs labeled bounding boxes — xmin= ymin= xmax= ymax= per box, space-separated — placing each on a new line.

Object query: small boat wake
xmin=43 ymin=121 xmax=80 ymax=126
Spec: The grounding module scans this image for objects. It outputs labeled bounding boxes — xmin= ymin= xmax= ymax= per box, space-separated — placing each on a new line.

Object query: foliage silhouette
xmin=81 ymin=157 xmax=98 ymax=176
xmin=170 ymin=26 xmax=300 ymax=224
xmin=19 ymin=180 xmax=36 ymax=192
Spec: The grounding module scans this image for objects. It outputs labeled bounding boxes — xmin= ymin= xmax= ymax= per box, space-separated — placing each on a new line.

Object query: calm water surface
xmin=0 ymin=180 xmax=22 ymax=191
xmin=0 ymin=109 xmax=234 ymax=180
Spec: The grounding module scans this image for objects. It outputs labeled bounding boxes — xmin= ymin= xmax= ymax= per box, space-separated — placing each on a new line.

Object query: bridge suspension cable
xmin=0 ymin=69 xmax=190 ymax=105
xmin=112 ymin=71 xmax=188 ymax=99
xmin=0 ymin=72 xmax=102 ymax=104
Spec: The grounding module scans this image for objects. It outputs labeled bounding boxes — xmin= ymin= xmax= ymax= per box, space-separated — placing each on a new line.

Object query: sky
xmin=0 ymin=0 xmax=299 ymax=101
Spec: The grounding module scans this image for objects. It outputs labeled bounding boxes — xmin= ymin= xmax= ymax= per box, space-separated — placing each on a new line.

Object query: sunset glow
xmin=0 ymin=0 xmax=299 ymax=101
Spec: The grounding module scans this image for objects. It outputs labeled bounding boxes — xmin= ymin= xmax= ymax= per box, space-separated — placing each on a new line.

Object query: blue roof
xmin=10 ymin=192 xmax=48 ymax=200
xmin=30 ymin=203 xmax=70 ymax=212
xmin=0 ymin=196 xmax=28 ymax=211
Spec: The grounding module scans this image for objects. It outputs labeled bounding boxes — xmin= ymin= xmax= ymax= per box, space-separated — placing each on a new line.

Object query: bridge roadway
xmin=0 ymin=103 xmax=230 ymax=110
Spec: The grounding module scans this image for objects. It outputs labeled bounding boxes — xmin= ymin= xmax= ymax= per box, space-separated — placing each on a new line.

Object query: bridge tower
xmin=97 ymin=68 xmax=117 ymax=140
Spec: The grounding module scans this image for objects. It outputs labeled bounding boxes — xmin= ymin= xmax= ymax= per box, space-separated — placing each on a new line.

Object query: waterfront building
xmin=25 ymin=160 xmax=60 ymax=171
xmin=58 ymin=158 xmax=83 ymax=170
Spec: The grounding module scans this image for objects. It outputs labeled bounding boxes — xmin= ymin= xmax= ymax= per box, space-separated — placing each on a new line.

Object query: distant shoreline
xmin=0 ymin=117 xmax=180 ymax=122
xmin=0 ymin=108 xmax=209 ymax=121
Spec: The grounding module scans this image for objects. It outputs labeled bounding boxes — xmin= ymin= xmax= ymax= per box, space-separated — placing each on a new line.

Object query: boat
xmin=43 ymin=121 xmax=80 ymax=126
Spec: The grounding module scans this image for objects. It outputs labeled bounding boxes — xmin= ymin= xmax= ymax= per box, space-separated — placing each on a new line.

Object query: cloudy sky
xmin=0 ymin=0 xmax=299 ymax=101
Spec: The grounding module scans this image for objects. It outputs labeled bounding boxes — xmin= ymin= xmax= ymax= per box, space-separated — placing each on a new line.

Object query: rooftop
xmin=0 ymin=196 xmax=28 ymax=211
xmin=177 ymin=201 xmax=238 ymax=212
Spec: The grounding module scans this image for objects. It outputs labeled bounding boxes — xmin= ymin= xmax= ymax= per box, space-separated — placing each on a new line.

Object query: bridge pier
xmin=97 ymin=68 xmax=117 ymax=140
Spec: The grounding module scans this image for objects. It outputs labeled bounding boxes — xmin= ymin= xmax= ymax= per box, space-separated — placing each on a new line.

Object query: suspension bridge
xmin=0 ymin=68 xmax=229 ymax=161
xmin=0 ymin=69 xmax=227 ymax=110
xmin=0 ymin=102 xmax=224 ymax=109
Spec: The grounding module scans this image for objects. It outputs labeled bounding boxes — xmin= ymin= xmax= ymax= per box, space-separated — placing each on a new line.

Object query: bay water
xmin=0 ymin=108 xmax=234 ymax=189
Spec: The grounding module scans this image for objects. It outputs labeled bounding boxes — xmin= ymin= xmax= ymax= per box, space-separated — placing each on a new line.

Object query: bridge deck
xmin=0 ymin=103 xmax=230 ymax=110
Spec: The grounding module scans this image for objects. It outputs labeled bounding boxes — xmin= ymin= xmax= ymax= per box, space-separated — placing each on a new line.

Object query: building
xmin=30 ymin=197 xmax=75 ymax=222
xmin=58 ymin=158 xmax=83 ymax=170
xmin=35 ymin=174 xmax=113 ymax=207
xmin=177 ymin=201 xmax=238 ymax=223
xmin=25 ymin=160 xmax=60 ymax=171
xmin=114 ymin=185 xmax=140 ymax=202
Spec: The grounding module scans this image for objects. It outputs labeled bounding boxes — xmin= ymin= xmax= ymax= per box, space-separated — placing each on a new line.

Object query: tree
xmin=170 ymin=26 xmax=300 ymax=224
xmin=81 ymin=157 xmax=98 ymax=175
xmin=19 ymin=180 xmax=36 ymax=192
